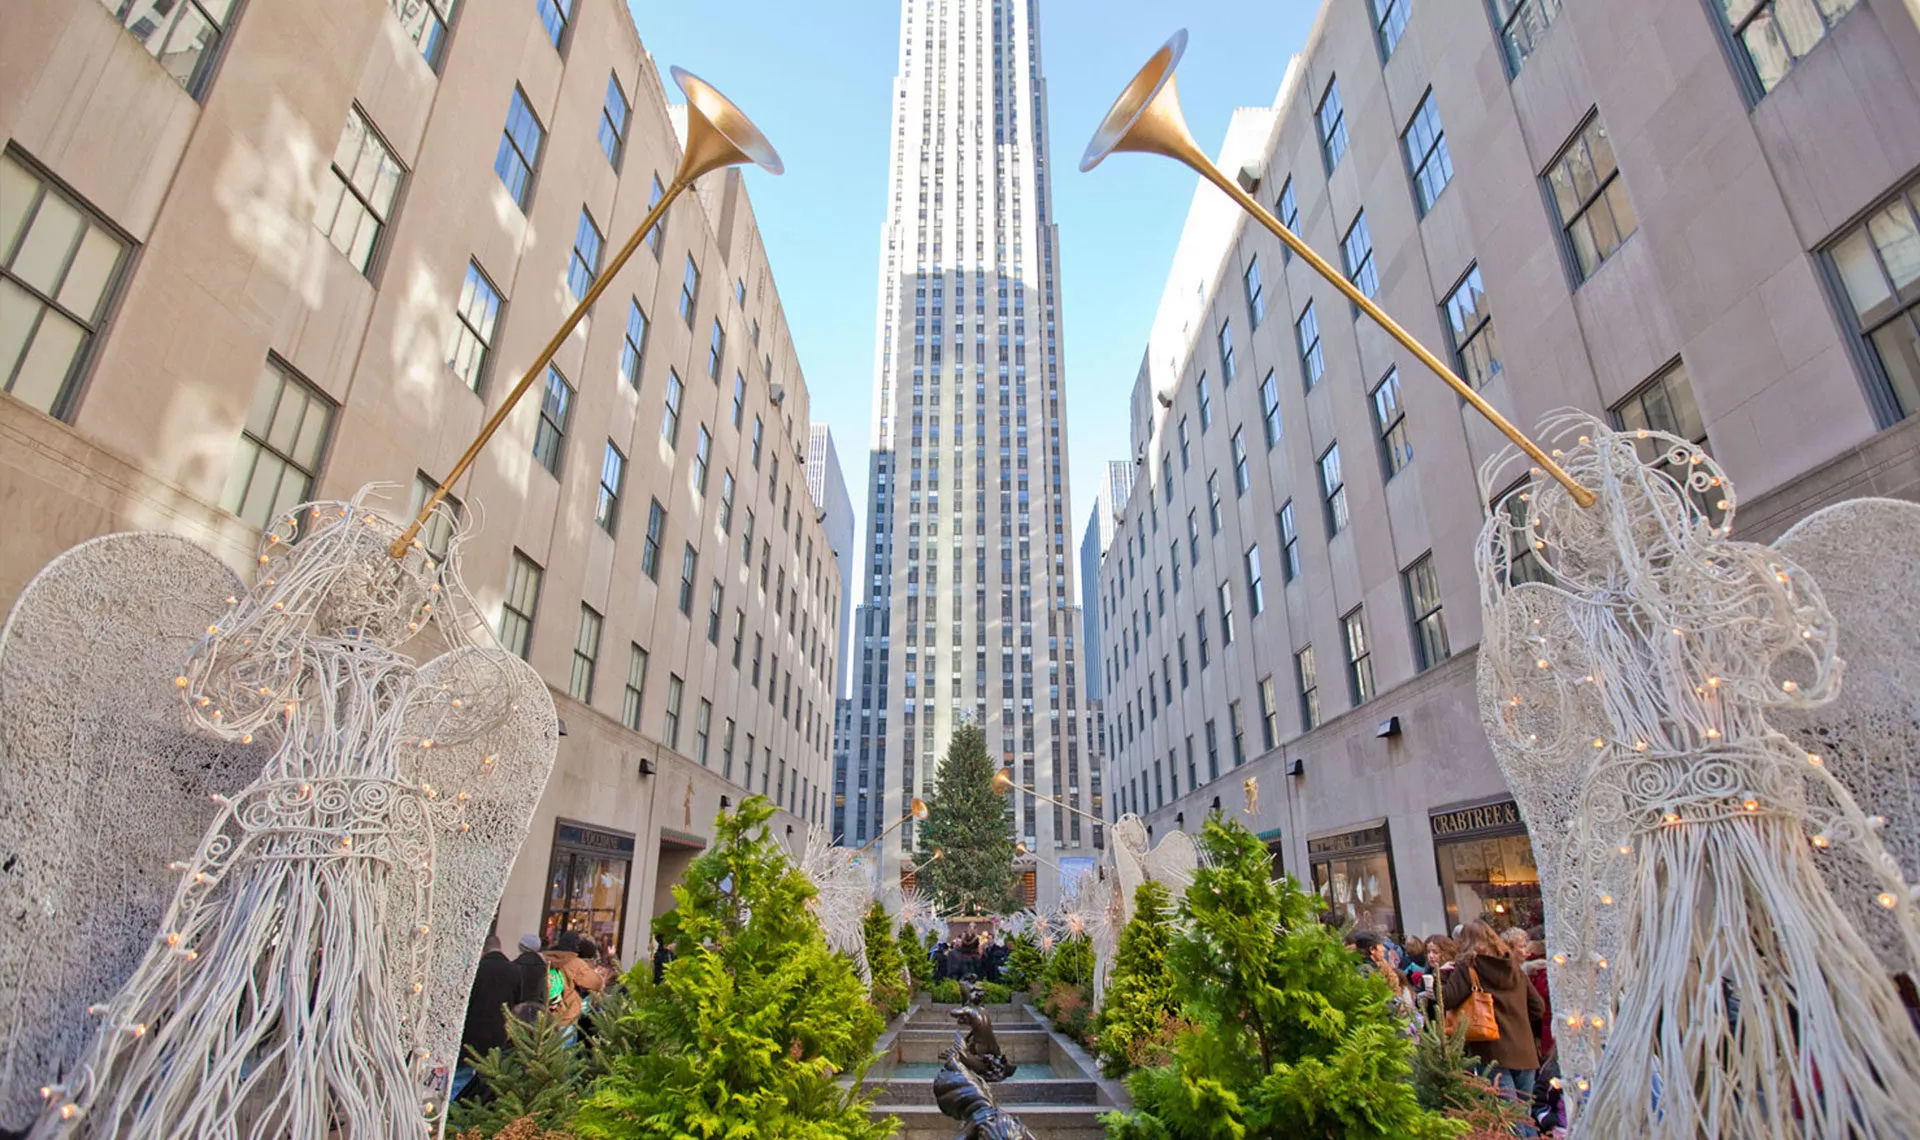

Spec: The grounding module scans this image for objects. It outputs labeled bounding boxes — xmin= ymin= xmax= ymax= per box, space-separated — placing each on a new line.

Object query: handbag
xmin=1445 ymin=965 xmax=1501 ymax=1043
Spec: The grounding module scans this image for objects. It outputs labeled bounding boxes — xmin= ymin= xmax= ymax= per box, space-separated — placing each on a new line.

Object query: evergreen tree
xmin=1104 ymin=816 xmax=1459 ymax=1140
xmin=913 ymin=722 xmax=1021 ymax=914
xmin=1093 ymin=881 xmax=1185 ymax=1078
xmin=571 ymin=797 xmax=893 ymax=1139
xmin=1001 ymin=932 xmax=1043 ymax=993
xmin=447 ymin=1010 xmax=584 ymax=1136
xmin=863 ymin=901 xmax=909 ymax=1018
xmin=899 ymin=922 xmax=932 ymax=992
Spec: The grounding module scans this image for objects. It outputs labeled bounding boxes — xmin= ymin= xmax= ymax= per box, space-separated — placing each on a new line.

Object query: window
xmin=499 ymin=550 xmax=542 ymax=658
xmin=1245 ymin=545 xmax=1265 ymax=616
xmin=719 ymin=471 xmax=736 ymax=533
xmin=1278 ymin=176 xmax=1300 ymax=249
xmin=1319 ymin=444 xmax=1349 ymax=535
xmin=1198 ymin=376 xmax=1214 ymax=430
xmin=1196 ymin=610 xmax=1211 ymax=668
xmin=97 ymin=0 xmax=232 ymax=94
xmin=1229 ymin=702 xmax=1247 ymax=766
xmin=394 ymin=0 xmax=456 ymax=70
xmin=1258 ymin=676 xmax=1280 ymax=748
xmin=1232 ymin=430 xmax=1250 ymax=495
xmin=495 ymin=88 xmax=544 ymax=210
xmin=533 ymin=366 xmax=571 ymax=475
xmin=1259 ymin=371 xmax=1284 ymax=448
xmin=1278 ymin=502 xmax=1301 ymax=582
xmin=1205 ymin=721 xmax=1221 ymax=781
xmin=1827 ymin=177 xmax=1920 ymax=422
xmin=641 ymin=499 xmax=665 ymax=580
xmin=620 ymin=301 xmax=649 ymax=388
xmin=1491 ymin=0 xmax=1563 ymax=75
xmin=536 ymin=0 xmax=572 ymax=48
xmin=1405 ymin=554 xmax=1451 ymax=670
xmin=1170 ymin=544 xmax=1183 ymax=592
xmin=1548 ymin=117 xmax=1637 ymax=282
xmin=567 ymin=208 xmax=602 ymax=301
xmin=1178 ymin=419 xmax=1191 ymax=468
xmin=1372 ymin=368 xmax=1412 ymax=476
xmin=664 ymin=674 xmax=684 ymax=748
xmin=1296 ymin=646 xmax=1320 ymax=731
xmin=1244 ymin=257 xmax=1265 ymax=328
xmin=750 ymin=416 xmax=765 ymax=468
xmin=707 ymin=581 xmax=724 ymax=643
xmin=219 ymin=359 xmax=334 ymax=530
xmin=1218 ymin=581 xmax=1236 ymax=645
xmin=1297 ymin=303 xmax=1325 ymax=389
xmin=707 ymin=319 xmax=727 ymax=381
xmin=693 ymin=426 xmax=712 ymax=495
xmin=678 ymin=544 xmax=698 ymax=615
xmin=1443 ymin=265 xmax=1502 ymax=390
xmin=731 ymin=372 xmax=747 ymax=427
xmin=731 ymin=609 xmax=745 ymax=666
xmin=1317 ymin=79 xmax=1349 ymax=171
xmin=1498 ymin=485 xmax=1553 ymax=586
xmin=598 ymin=74 xmax=630 ymax=166
xmin=622 ymin=644 xmax=648 ymax=730
xmin=449 ymin=261 xmax=502 ymax=392
xmin=1342 ymin=212 xmax=1378 ymax=300
xmin=679 ymin=255 xmax=700 ymax=326
xmin=409 ymin=473 xmax=461 ymax=563
xmin=661 ymin=370 xmax=684 ymax=446
xmin=695 ymin=700 xmax=713 ymax=765
xmin=1372 ymin=0 xmax=1409 ymax=56
xmin=1403 ymin=91 xmax=1453 ymax=214
xmin=595 ymin=442 xmax=624 ymax=532
xmin=0 ymin=152 xmax=132 ymax=417
xmin=1719 ymin=0 xmax=1860 ymax=94
xmin=646 ymin=176 xmax=665 ymax=256
xmin=1207 ymin=473 xmax=1223 ymax=534
xmin=570 ymin=605 xmax=602 ymax=701
xmin=1343 ymin=607 xmax=1375 ymax=704
xmin=316 ymin=108 xmax=403 ymax=275
xmin=1611 ymin=361 xmax=1727 ymax=526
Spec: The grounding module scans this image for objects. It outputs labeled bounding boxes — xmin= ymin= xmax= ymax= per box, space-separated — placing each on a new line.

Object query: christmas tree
xmin=912 ymin=721 xmax=1021 ymax=914
xmin=447 ymin=1010 xmax=584 ymax=1136
xmin=1104 ymin=816 xmax=1457 ymax=1139
xmin=570 ymin=797 xmax=893 ymax=1139
xmin=862 ymin=901 xmax=909 ymax=1018
xmin=1093 ymin=881 xmax=1185 ymax=1078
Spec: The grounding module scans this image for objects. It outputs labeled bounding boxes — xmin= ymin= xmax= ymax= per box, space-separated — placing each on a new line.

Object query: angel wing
xmin=0 ymin=533 xmax=259 ymax=1132
xmin=1143 ymin=828 xmax=1201 ymax=899
xmin=792 ymin=824 xmax=876 ymax=980
xmin=1771 ymin=498 xmax=1920 ymax=974
xmin=403 ymin=646 xmax=558 ymax=1099
xmin=1109 ymin=814 xmax=1149 ymax=929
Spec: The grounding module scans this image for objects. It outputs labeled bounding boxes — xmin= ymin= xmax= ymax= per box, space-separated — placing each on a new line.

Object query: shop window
xmin=540 ymin=820 xmax=633 ymax=954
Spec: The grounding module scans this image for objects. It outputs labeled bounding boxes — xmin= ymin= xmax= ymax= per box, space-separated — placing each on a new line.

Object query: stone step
xmin=876 ymin=1102 xmax=1109 ymax=1140
xmin=864 ymin=1076 xmax=1100 ymax=1106
xmin=889 ymin=1029 xmax=1053 ymax=1064
xmin=906 ymin=1002 xmax=1030 ymax=1028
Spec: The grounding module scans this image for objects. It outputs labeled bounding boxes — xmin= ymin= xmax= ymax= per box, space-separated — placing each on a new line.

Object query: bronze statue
xmin=959 ymin=976 xmax=986 ymax=1007
xmin=933 ymin=1047 xmax=1035 ymax=1140
xmin=950 ymin=1006 xmax=1017 ymax=1083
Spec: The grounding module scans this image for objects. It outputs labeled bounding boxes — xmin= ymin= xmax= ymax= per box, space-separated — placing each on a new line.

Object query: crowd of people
xmin=454 ymin=929 xmax=626 ymax=1103
xmin=1345 ymin=919 xmax=1560 ymax=1137
xmin=929 ymin=932 xmax=1009 ymax=983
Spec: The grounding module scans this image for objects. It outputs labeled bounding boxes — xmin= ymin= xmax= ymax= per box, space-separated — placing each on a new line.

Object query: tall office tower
xmin=1078 ymin=458 xmax=1135 ymax=701
xmin=848 ymin=0 xmax=1089 ymax=903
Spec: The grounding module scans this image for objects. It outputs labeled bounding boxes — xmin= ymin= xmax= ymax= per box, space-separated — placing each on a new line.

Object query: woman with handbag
xmin=1442 ymin=920 xmax=1546 ymax=1129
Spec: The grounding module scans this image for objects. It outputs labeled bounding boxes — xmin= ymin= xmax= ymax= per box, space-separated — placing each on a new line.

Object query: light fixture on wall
xmin=1211 ymin=796 xmax=1221 ymax=812
xmin=638 ymin=757 xmax=656 ymax=777
xmin=769 ymin=383 xmax=786 ymax=406
xmin=719 ymin=795 xmax=732 ymax=809
xmin=1286 ymin=758 xmax=1305 ymax=778
xmin=1174 ymin=812 xmax=1185 ymax=828
xmin=1375 ymin=716 xmax=1402 ymax=739
xmin=556 ymin=717 xmax=569 ymax=737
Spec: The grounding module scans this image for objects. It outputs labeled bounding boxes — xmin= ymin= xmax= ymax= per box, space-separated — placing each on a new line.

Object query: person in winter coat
xmin=652 ymin=932 xmax=676 ymax=984
xmin=1442 ymin=920 xmax=1546 ymax=1115
xmin=542 ymin=942 xmax=607 ymax=1028
xmin=455 ymin=935 xmax=529 ymax=1100
xmin=514 ymin=934 xmax=549 ymax=1009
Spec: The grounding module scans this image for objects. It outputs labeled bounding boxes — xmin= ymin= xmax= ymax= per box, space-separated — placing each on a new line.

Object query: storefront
xmin=1430 ymin=798 xmax=1540 ymax=934
xmin=1258 ymin=827 xmax=1286 ymax=880
xmin=1308 ymin=821 xmax=1400 ymax=935
xmin=541 ymin=820 xmax=635 ymax=955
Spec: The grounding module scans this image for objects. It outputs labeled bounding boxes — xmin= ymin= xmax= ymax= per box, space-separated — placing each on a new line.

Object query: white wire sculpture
xmin=793 ymin=823 xmax=878 ymax=983
xmin=894 ymin=886 xmax=946 ymax=940
xmin=4 ymin=488 xmax=557 ymax=1138
xmin=1070 ymin=815 xmax=1200 ymax=1004
xmin=1475 ymin=413 xmax=1920 ymax=1138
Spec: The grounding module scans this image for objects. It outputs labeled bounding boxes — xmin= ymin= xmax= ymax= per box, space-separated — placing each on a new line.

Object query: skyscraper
xmin=845 ymin=0 xmax=1090 ymax=901
xmin=1078 ymin=459 xmax=1134 ymax=701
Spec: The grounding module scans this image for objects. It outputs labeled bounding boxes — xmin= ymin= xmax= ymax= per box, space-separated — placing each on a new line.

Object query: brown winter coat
xmin=540 ymin=950 xmax=606 ymax=1027
xmin=1441 ymin=951 xmax=1544 ymax=1072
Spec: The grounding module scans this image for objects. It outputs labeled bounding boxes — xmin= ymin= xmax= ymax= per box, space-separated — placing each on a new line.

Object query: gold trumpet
xmin=1081 ymin=31 xmax=1594 ymax=509
xmin=994 ymin=766 xmax=1107 ymax=827
xmin=855 ymin=796 xmax=930 ymax=856
xmin=391 ymin=68 xmax=785 ymax=558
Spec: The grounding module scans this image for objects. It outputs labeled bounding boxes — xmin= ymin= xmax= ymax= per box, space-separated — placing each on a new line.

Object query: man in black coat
xmin=456 ymin=934 xmax=529 ymax=1100
xmin=514 ymin=933 xmax=550 ymax=1009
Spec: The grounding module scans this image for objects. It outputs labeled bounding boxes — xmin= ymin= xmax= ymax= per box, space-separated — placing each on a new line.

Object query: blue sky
xmin=628 ymin=1 xmax=1316 ymax=573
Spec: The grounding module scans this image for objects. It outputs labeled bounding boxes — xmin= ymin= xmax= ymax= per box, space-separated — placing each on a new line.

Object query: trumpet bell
xmin=1079 ymin=29 xmax=1198 ymax=173
xmin=669 ymin=65 xmax=784 ymax=180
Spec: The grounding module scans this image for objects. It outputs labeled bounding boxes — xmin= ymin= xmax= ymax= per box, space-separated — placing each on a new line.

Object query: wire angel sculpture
xmin=1 ymin=488 xmax=557 ymax=1138
xmin=792 ymin=823 xmax=877 ymax=983
xmin=1475 ymin=413 xmax=1920 ymax=1139
xmin=1080 ymin=815 xmax=1200 ymax=1003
